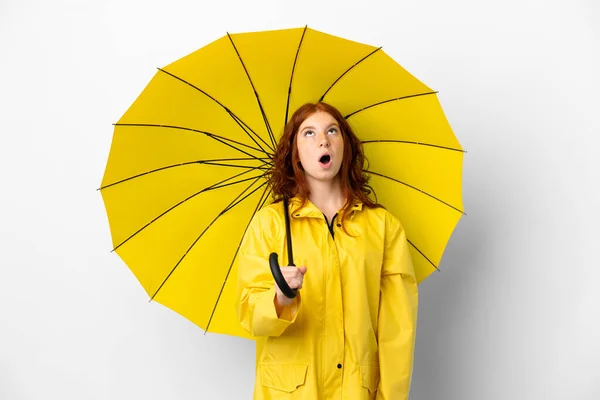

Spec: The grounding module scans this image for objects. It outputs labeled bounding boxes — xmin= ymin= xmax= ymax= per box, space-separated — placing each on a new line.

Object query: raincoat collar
xmin=288 ymin=196 xmax=363 ymax=219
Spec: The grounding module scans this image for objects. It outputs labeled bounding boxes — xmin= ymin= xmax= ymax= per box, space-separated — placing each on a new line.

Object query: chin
xmin=305 ymin=167 xmax=342 ymax=183
xmin=317 ymin=172 xmax=341 ymax=182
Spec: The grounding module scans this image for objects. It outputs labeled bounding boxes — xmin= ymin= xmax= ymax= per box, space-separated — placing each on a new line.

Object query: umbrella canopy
xmin=100 ymin=26 xmax=464 ymax=338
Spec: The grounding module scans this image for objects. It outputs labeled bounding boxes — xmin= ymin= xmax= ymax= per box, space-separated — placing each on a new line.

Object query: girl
xmin=235 ymin=102 xmax=418 ymax=399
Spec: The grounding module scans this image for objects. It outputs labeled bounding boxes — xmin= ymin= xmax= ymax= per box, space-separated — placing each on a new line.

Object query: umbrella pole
xmin=283 ymin=196 xmax=295 ymax=267
xmin=269 ymin=197 xmax=298 ymax=298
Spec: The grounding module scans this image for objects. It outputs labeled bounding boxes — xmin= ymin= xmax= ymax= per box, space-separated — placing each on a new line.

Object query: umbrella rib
xmin=111 ymin=167 xmax=268 ymax=252
xmin=228 ymin=111 xmax=274 ymax=154
xmin=99 ymin=158 xmax=272 ymax=191
xmin=158 ymin=68 xmax=273 ymax=154
xmin=407 ymin=239 xmax=439 ymax=271
xmin=226 ymin=33 xmax=276 ymax=149
xmin=368 ymin=170 xmax=465 ymax=214
xmin=319 ymin=46 xmax=382 ymax=102
xmin=344 ymin=91 xmax=438 ymax=119
xmin=204 ymin=185 xmax=273 ymax=334
xmin=150 ymin=175 xmax=269 ymax=302
xmin=284 ymin=25 xmax=308 ymax=124
xmin=200 ymin=161 xmax=271 ymax=169
xmin=362 ymin=140 xmax=465 ymax=153
xmin=221 ymin=180 xmax=269 ymax=215
xmin=113 ymin=123 xmax=270 ymax=160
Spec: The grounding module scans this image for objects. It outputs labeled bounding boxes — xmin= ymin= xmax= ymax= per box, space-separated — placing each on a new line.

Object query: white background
xmin=1 ymin=0 xmax=599 ymax=399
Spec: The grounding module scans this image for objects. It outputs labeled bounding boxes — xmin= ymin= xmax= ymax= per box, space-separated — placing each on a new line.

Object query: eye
xmin=328 ymin=127 xmax=338 ymax=135
xmin=303 ymin=130 xmax=315 ymax=137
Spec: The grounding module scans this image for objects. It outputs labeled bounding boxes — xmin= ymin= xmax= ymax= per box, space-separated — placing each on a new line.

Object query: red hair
xmin=266 ymin=102 xmax=381 ymax=225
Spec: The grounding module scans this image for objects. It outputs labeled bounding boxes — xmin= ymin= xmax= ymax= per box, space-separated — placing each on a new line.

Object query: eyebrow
xmin=301 ymin=123 xmax=340 ymax=131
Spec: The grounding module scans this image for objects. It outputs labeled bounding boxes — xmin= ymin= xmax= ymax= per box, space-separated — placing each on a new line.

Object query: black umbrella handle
xmin=269 ymin=252 xmax=297 ymax=299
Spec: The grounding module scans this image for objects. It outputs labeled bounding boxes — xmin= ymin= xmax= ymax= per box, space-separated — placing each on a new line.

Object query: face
xmin=296 ymin=111 xmax=344 ymax=185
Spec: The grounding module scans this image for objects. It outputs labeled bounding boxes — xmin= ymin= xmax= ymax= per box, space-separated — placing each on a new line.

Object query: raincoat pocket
xmin=360 ymin=364 xmax=380 ymax=393
xmin=260 ymin=364 xmax=309 ymax=393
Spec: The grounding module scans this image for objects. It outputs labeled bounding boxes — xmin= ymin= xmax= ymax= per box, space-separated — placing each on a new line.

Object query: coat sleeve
xmin=377 ymin=213 xmax=419 ymax=400
xmin=235 ymin=208 xmax=302 ymax=338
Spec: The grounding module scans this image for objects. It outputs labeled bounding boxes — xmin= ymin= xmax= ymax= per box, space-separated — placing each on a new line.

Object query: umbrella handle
xmin=269 ymin=252 xmax=298 ymax=299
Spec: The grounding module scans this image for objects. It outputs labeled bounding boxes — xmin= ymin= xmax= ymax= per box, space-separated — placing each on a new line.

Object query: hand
xmin=275 ymin=265 xmax=307 ymax=307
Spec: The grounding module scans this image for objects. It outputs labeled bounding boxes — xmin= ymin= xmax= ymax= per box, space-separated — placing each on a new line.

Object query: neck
xmin=306 ymin=177 xmax=345 ymax=215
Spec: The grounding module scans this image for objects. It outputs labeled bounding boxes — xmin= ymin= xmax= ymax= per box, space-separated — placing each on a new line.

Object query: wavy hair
xmin=265 ymin=102 xmax=381 ymax=224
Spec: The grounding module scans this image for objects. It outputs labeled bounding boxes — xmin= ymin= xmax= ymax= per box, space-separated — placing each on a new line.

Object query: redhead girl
xmin=235 ymin=102 xmax=418 ymax=400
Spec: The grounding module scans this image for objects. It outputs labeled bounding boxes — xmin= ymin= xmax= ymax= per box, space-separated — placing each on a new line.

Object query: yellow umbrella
xmin=100 ymin=26 xmax=464 ymax=339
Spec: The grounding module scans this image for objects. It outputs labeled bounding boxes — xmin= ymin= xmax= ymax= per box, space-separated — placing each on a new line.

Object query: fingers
xmin=280 ymin=266 xmax=307 ymax=290
xmin=274 ymin=266 xmax=307 ymax=304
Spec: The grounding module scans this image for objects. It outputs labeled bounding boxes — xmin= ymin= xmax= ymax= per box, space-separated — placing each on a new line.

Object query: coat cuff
xmin=253 ymin=286 xmax=301 ymax=337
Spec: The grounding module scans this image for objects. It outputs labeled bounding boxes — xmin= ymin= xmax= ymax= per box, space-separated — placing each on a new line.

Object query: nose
xmin=319 ymin=133 xmax=330 ymax=147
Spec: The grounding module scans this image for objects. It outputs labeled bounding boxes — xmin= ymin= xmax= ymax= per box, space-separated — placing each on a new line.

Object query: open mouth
xmin=319 ymin=154 xmax=331 ymax=165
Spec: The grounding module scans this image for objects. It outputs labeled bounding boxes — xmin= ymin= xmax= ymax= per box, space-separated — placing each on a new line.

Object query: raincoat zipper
xmin=318 ymin=212 xmax=335 ymax=394
xmin=324 ymin=213 xmax=338 ymax=239
xmin=322 ymin=212 xmax=342 ymax=396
